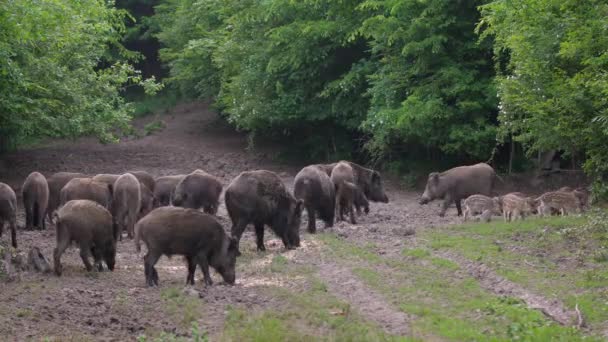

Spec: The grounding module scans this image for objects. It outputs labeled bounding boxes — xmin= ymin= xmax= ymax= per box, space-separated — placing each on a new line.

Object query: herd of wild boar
xmin=0 ymin=161 xmax=589 ymax=287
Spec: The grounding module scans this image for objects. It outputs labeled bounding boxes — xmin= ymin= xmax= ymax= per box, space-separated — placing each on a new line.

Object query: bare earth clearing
xmin=0 ymin=103 xmax=605 ymax=341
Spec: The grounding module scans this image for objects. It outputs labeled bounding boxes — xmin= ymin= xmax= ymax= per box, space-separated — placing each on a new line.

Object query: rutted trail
xmin=0 ymin=102 xmax=595 ymax=339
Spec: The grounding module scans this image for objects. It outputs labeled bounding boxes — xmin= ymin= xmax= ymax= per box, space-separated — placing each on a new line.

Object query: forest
xmin=1 ymin=0 xmax=607 ymax=196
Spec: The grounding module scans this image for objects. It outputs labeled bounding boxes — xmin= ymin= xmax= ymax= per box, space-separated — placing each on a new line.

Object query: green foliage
xmin=153 ymin=0 xmax=498 ymax=162
xmin=0 ymin=0 xmax=160 ymax=151
xmin=479 ymin=0 xmax=608 ymax=197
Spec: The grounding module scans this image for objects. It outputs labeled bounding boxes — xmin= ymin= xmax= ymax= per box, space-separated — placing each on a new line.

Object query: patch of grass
xmin=137 ymin=323 xmax=208 ymax=342
xmin=269 ymin=255 xmax=288 ymax=273
xmin=131 ymin=91 xmax=179 ymax=118
xmin=15 ymin=308 xmax=33 ymax=318
xmin=420 ymin=212 xmax=608 ymax=336
xmin=144 ymin=120 xmax=166 ymax=136
xmin=160 ymin=287 xmax=202 ymax=327
xmin=319 ymin=232 xmax=597 ymax=341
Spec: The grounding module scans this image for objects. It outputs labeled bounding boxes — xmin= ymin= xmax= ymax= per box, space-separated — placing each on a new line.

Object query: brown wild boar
xmin=500 ymin=193 xmax=534 ymax=222
xmin=172 ymin=170 xmax=222 ymax=215
xmin=294 ymin=165 xmax=335 ymax=233
xmin=344 ymin=161 xmax=389 ymax=203
xmin=420 ymin=163 xmax=500 ymax=217
xmin=153 ymin=175 xmax=185 ymax=207
xmin=225 ymin=170 xmax=303 ymax=255
xmin=537 ymin=191 xmax=582 ymax=216
xmin=558 ymin=186 xmax=590 ymax=211
xmin=113 ymin=173 xmax=141 ymax=240
xmin=330 ymin=162 xmax=357 ymax=224
xmin=336 ymin=181 xmax=367 ymax=224
xmin=22 ymin=171 xmax=49 ymax=230
xmin=128 ymin=170 xmax=155 ymax=192
xmin=53 ymin=200 xmax=117 ymax=276
xmin=353 ymin=185 xmax=370 ymax=215
xmin=134 ymin=206 xmax=237 ymax=287
xmin=60 ymin=178 xmax=113 ymax=210
xmin=0 ymin=183 xmax=17 ymax=248
xmin=462 ymin=194 xmax=501 ymax=222
xmin=46 ymin=172 xmax=87 ymax=222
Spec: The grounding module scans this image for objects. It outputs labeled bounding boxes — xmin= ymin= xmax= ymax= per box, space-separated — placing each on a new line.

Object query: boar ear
xmin=372 ymin=171 xmax=380 ymax=182
xmin=430 ymin=172 xmax=439 ymax=183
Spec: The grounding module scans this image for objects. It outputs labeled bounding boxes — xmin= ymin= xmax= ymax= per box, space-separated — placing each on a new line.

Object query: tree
xmin=0 ymin=0 xmax=160 ymax=151
xmin=479 ymin=0 xmax=608 ymax=197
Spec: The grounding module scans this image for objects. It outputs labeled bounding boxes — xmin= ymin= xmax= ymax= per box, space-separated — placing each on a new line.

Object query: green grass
xmin=219 ymin=243 xmax=412 ymax=341
xmin=316 ymin=232 xmax=600 ymax=341
xmin=160 ymin=287 xmax=203 ymax=327
xmin=420 ymin=212 xmax=608 ymax=335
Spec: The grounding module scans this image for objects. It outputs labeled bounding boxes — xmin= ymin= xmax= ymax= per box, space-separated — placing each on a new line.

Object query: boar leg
xmin=91 ymin=246 xmax=104 ymax=271
xmin=306 ymin=205 xmax=316 ymax=234
xmin=79 ymin=242 xmax=94 ymax=272
xmin=230 ymin=220 xmax=248 ymax=256
xmin=455 ymin=199 xmax=463 ymax=217
xmin=185 ymin=256 xmax=196 ymax=285
xmin=439 ymin=195 xmax=452 ymax=217
xmin=349 ymin=202 xmax=356 ymax=225
xmin=254 ymin=222 xmax=266 ymax=252
xmin=53 ymin=237 xmax=70 ymax=276
xmin=463 ymin=207 xmax=470 ymax=222
xmin=144 ymin=252 xmax=161 ymax=287
xmin=196 ymin=254 xmax=213 ymax=287
xmin=24 ymin=203 xmax=32 ymax=229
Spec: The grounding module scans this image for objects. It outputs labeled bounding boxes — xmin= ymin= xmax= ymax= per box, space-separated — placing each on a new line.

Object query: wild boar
xmin=558 ymin=186 xmax=590 ymax=211
xmin=462 ymin=194 xmax=501 ymax=222
xmin=60 ymin=178 xmax=113 ymax=210
xmin=153 ymin=175 xmax=185 ymax=207
xmin=420 ymin=163 xmax=499 ymax=217
xmin=353 ymin=185 xmax=370 ymax=215
xmin=0 ymin=183 xmax=17 ymax=248
xmin=344 ymin=161 xmax=389 ymax=203
xmin=128 ymin=170 xmax=155 ymax=193
xmin=225 ymin=170 xmax=303 ymax=255
xmin=22 ymin=171 xmax=49 ymax=230
xmin=537 ymin=191 xmax=582 ymax=216
xmin=46 ymin=172 xmax=87 ymax=222
xmin=134 ymin=206 xmax=237 ymax=287
xmin=113 ymin=173 xmax=141 ymax=240
xmin=335 ymin=181 xmax=364 ymax=224
xmin=172 ymin=170 xmax=222 ymax=215
xmin=53 ymin=200 xmax=117 ymax=276
xmin=293 ymin=165 xmax=335 ymax=233
xmin=500 ymin=193 xmax=534 ymax=222
xmin=330 ymin=162 xmax=356 ymax=222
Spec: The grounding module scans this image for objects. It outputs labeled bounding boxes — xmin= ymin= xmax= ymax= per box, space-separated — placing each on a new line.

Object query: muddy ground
xmin=0 ymin=102 xmax=591 ymax=341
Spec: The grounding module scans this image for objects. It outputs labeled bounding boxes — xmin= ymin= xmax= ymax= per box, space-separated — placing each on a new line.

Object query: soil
xmin=0 ymin=102 xmax=583 ymax=340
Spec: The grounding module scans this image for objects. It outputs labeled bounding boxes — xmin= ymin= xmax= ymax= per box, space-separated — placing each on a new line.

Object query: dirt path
xmin=0 ymin=101 xmax=583 ymax=340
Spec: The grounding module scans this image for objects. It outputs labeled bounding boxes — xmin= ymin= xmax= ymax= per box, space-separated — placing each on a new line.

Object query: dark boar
xmin=353 ymin=185 xmax=370 ymax=215
xmin=113 ymin=173 xmax=141 ymax=240
xmin=172 ymin=170 xmax=222 ymax=215
xmin=225 ymin=170 xmax=303 ymax=255
xmin=134 ymin=206 xmax=237 ymax=287
xmin=0 ymin=183 xmax=17 ymax=248
xmin=22 ymin=171 xmax=49 ymax=230
xmin=60 ymin=178 xmax=113 ymax=210
xmin=47 ymin=172 xmax=87 ymax=222
xmin=128 ymin=170 xmax=155 ymax=193
xmin=153 ymin=175 xmax=185 ymax=207
xmin=294 ymin=165 xmax=335 ymax=233
xmin=343 ymin=161 xmax=389 ymax=203
xmin=420 ymin=163 xmax=499 ymax=217
xmin=53 ymin=200 xmax=117 ymax=276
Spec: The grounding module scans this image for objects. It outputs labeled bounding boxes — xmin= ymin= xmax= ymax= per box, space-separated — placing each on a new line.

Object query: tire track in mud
xmin=434 ymin=250 xmax=578 ymax=326
xmin=315 ymin=260 xmax=412 ymax=336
